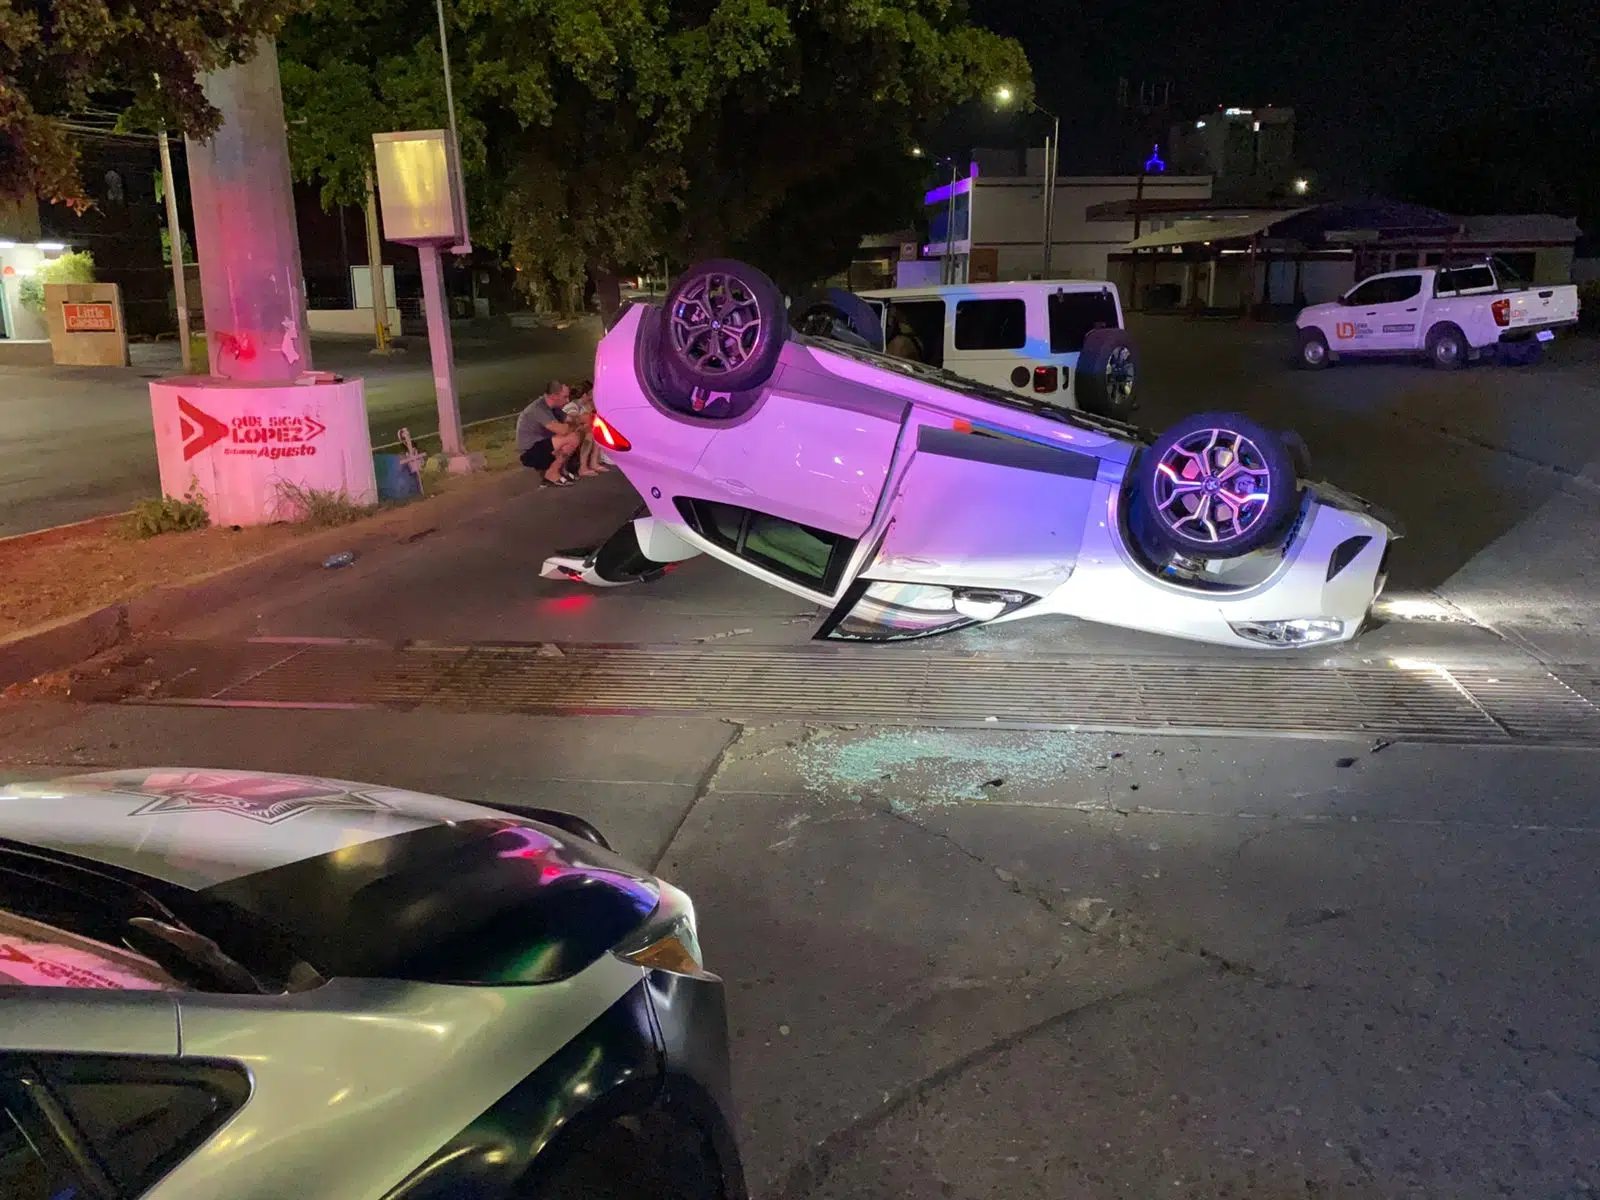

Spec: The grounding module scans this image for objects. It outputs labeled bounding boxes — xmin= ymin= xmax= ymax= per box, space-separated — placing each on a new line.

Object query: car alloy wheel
xmin=1151 ymin=426 xmax=1275 ymax=547
xmin=668 ymin=271 xmax=764 ymax=380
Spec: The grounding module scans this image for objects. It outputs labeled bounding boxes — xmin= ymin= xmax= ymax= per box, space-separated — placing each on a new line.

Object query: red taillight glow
xmin=1033 ymin=365 xmax=1058 ymax=393
xmin=1491 ymin=298 xmax=1511 ymax=328
xmin=592 ymin=414 xmax=630 ymax=452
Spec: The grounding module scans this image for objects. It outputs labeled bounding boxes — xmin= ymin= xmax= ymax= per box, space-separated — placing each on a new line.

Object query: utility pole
xmin=433 ymin=0 xmax=471 ymax=256
xmin=941 ymin=159 xmax=959 ymax=284
xmin=363 ymin=165 xmax=392 ymax=353
xmin=156 ymin=129 xmax=191 ymax=372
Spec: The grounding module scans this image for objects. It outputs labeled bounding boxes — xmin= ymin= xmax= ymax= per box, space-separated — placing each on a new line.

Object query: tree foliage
xmin=279 ymin=0 xmax=1030 ymax=305
xmin=0 ymin=0 xmax=306 ymax=206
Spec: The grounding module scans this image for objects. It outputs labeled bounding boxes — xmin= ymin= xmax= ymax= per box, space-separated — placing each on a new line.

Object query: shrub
xmin=129 ymin=486 xmax=209 ymax=538
xmin=273 ymin=481 xmax=375 ymax=527
xmin=18 ymin=250 xmax=96 ymax=313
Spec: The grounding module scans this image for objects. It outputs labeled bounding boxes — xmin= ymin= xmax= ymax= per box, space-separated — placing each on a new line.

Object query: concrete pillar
xmin=1182 ymin=261 xmax=1196 ymax=307
xmin=185 ymin=40 xmax=311 ymax=381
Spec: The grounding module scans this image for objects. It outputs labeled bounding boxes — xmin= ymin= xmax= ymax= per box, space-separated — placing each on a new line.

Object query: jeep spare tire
xmin=661 ymin=259 xmax=788 ymax=394
xmin=1074 ymin=328 xmax=1138 ymax=418
xmin=1136 ymin=411 xmax=1299 ymax=557
xmin=792 ymin=287 xmax=884 ymax=352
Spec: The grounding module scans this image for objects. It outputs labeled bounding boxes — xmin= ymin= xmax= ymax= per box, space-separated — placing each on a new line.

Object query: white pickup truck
xmin=1296 ymin=259 xmax=1581 ymax=369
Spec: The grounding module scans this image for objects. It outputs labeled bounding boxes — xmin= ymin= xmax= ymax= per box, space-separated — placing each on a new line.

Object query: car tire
xmin=1297 ymin=328 xmax=1331 ymax=370
xmin=660 ymin=259 xmax=788 ymax=395
xmin=1074 ymin=328 xmax=1138 ymax=418
xmin=1425 ymin=322 xmax=1468 ymax=370
xmin=791 ymin=287 xmax=884 ymax=352
xmin=1135 ymin=411 xmax=1300 ymax=558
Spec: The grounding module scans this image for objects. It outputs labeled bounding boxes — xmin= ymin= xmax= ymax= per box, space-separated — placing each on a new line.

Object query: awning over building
xmin=1125 ymin=209 xmax=1312 ymax=250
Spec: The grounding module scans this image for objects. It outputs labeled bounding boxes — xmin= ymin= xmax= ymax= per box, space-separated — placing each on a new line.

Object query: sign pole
xmin=157 ymin=129 xmax=192 ymax=372
xmin=363 ymin=165 xmax=392 ymax=353
xmin=417 ymin=241 xmax=466 ymax=461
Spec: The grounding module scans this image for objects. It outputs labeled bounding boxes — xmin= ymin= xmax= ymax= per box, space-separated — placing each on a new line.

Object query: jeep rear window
xmin=1048 ymin=291 xmax=1120 ymax=354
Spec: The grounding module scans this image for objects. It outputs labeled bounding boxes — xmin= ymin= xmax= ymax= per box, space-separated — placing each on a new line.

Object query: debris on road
xmin=323 ymin=551 xmax=356 ymax=569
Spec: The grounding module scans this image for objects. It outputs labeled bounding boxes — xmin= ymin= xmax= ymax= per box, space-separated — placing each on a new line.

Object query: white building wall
xmin=969 ymin=175 xmax=1213 ymax=282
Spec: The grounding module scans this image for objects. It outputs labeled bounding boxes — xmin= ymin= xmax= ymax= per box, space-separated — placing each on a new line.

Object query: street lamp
xmin=995 ymin=86 xmax=1060 ymax=277
xmin=1293 ymin=177 xmax=1310 ymax=196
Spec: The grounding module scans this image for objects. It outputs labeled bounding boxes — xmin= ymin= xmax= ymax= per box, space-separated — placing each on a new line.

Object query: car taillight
xmin=1033 ymin=365 xmax=1058 ymax=393
xmin=592 ymin=414 xmax=630 ymax=451
xmin=1492 ymin=298 xmax=1511 ymax=327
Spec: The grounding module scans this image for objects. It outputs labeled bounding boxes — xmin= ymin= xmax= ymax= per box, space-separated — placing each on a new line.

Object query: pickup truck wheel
xmin=1425 ymin=323 xmax=1468 ymax=370
xmin=1136 ymin=411 xmax=1299 ymax=558
xmin=1075 ymin=328 xmax=1138 ymax=418
xmin=1297 ymin=328 xmax=1330 ymax=370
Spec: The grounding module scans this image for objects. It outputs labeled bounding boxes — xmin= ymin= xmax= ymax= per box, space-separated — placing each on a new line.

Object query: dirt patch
xmin=0 ymin=522 xmax=297 ymax=641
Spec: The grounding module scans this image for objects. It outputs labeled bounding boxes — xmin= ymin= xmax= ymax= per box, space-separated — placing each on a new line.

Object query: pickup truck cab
xmin=853 ymin=280 xmax=1138 ymax=418
xmin=1296 ymin=258 xmax=1581 ymax=369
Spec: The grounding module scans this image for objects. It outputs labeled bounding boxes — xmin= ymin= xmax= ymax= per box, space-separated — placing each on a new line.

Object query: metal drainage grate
xmin=117 ymin=639 xmax=1600 ymax=746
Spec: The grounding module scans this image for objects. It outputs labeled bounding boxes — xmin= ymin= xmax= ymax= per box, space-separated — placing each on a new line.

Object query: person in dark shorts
xmin=517 ymin=382 xmax=581 ymax=486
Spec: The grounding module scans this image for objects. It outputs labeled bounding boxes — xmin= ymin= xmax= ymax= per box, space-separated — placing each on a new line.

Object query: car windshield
xmin=794 ymin=330 xmax=1148 ymax=444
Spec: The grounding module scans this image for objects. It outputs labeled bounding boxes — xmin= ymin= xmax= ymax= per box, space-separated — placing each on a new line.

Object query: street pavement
xmin=2 ymin=319 xmax=1599 ymax=1196
xmin=0 ymin=322 xmax=599 ymax=536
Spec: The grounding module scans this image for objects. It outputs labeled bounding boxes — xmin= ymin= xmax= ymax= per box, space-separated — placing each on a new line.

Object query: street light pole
xmin=994 ymin=88 xmax=1060 ymax=280
xmin=1043 ymin=111 xmax=1060 ymax=278
xmin=432 ymin=0 xmax=471 ymax=256
xmin=942 ymin=160 xmax=959 ymax=284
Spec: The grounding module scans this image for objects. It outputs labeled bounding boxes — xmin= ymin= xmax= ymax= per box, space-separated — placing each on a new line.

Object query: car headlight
xmin=614 ymin=880 xmax=713 ymax=979
xmin=1229 ymin=617 xmax=1344 ymax=646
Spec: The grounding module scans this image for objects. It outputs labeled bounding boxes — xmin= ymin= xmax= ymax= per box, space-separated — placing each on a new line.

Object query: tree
xmin=0 ymin=0 xmax=307 ymax=207
xmin=278 ymin=0 xmax=1030 ymax=307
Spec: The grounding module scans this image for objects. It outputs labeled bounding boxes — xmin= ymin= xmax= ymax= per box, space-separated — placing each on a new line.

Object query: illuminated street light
xmin=910 ymin=145 xmax=924 ymax=157
xmin=1293 ymin=177 xmax=1310 ymax=195
xmin=993 ymin=84 xmax=1061 ymax=277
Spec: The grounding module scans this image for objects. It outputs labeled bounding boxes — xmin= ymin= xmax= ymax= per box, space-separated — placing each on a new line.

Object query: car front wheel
xmin=1134 ymin=411 xmax=1300 ymax=558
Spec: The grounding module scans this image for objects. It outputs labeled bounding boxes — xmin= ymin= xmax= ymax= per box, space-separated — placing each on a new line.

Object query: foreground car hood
xmin=1297 ymin=303 xmax=1340 ymax=328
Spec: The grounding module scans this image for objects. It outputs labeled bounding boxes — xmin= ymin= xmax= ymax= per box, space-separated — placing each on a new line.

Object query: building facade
xmin=922 ymin=153 xmax=1213 ymax=284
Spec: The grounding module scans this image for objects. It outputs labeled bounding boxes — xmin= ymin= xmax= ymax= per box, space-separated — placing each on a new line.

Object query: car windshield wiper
xmin=127 ymin=916 xmax=268 ymax=994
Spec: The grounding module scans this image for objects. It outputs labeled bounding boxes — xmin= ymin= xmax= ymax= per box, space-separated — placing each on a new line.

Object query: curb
xmin=0 ymin=468 xmax=533 ymax=692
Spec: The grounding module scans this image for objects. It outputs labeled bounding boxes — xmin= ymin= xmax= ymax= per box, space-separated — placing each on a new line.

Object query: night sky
xmin=969 ymin=0 xmax=1599 ymax=194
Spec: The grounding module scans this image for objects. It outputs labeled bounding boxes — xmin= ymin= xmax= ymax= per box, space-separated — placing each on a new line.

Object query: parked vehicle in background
xmin=1296 ymin=259 xmax=1581 ymax=370
xmin=845 ymin=280 xmax=1139 ymax=419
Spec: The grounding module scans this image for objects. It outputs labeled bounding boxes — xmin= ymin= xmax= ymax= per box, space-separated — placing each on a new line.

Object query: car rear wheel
xmin=1135 ymin=411 xmax=1299 ymax=557
xmin=661 ymin=260 xmax=788 ymax=396
xmin=1074 ymin=328 xmax=1138 ymax=418
xmin=1425 ymin=322 xmax=1468 ymax=369
xmin=1297 ymin=328 xmax=1331 ymax=369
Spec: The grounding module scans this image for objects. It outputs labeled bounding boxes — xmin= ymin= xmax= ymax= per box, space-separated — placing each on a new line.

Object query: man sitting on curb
xmin=516 ymin=381 xmax=581 ymax=487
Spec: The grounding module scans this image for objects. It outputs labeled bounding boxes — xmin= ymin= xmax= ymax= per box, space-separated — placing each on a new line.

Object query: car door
xmin=1333 ymin=274 xmax=1422 ymax=352
xmin=818 ymin=412 xmax=1100 ymax=640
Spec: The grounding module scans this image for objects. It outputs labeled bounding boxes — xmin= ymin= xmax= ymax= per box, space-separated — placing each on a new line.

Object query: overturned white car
xmin=544 ymin=260 xmax=1399 ymax=649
